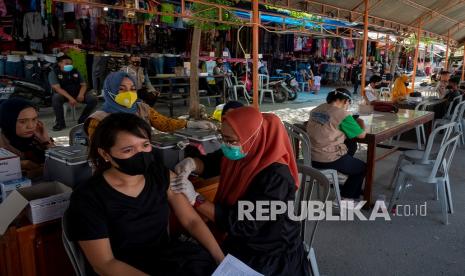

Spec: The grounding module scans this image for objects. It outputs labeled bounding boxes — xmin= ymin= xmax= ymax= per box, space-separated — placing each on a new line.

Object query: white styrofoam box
xmin=0 ymin=148 xmax=22 ymax=182
xmin=0 ymin=177 xmax=31 ymax=203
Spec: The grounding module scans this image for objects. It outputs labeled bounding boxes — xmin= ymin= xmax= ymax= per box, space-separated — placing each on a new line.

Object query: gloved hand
xmin=170 ymin=175 xmax=199 ymax=205
xmin=174 ymin=157 xmax=197 ymax=176
xmin=187 ymin=120 xmax=217 ymax=130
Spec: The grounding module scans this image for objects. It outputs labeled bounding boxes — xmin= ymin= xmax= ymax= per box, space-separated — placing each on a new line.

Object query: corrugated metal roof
xmin=269 ymin=0 xmax=465 ymax=45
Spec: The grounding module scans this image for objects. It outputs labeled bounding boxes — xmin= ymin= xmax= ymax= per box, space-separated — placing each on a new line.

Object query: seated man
xmin=363 ymin=75 xmax=382 ymax=104
xmin=49 ymin=55 xmax=97 ymax=131
xmin=444 ymin=77 xmax=463 ymax=111
xmin=435 ymin=70 xmax=451 ymax=98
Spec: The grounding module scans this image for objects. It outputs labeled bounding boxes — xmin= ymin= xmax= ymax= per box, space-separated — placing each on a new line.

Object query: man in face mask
xmin=49 ymin=55 xmax=98 ymax=131
xmin=121 ymin=54 xmax=159 ymax=106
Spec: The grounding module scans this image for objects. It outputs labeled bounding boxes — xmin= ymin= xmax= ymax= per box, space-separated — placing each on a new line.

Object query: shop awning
xmin=245 ymin=0 xmax=465 ymax=46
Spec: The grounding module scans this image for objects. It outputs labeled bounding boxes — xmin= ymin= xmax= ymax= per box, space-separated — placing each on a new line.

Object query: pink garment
xmin=321 ymin=39 xmax=328 ymax=57
xmin=0 ymin=0 xmax=7 ymax=16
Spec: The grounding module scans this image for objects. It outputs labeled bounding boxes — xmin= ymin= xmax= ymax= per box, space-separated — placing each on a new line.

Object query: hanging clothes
xmin=23 ymin=12 xmax=48 ymax=40
xmin=120 ymin=22 xmax=137 ymax=46
xmin=67 ymin=48 xmax=88 ymax=82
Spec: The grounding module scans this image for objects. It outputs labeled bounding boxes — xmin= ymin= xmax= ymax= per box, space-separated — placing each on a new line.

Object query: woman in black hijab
xmin=0 ymin=98 xmax=55 ymax=178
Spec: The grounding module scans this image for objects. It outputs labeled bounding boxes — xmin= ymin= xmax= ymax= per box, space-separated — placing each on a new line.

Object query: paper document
xmin=212 ymin=254 xmax=263 ymax=276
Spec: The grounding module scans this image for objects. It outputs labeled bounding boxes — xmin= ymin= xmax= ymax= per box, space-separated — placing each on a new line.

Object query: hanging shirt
xmin=23 ymin=12 xmax=48 ymax=40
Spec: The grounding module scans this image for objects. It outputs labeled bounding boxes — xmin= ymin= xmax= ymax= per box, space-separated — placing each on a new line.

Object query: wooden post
xmin=252 ymin=0 xmax=259 ymax=109
xmin=361 ymin=0 xmax=369 ymax=99
xmin=462 ymin=46 xmax=465 ymax=82
xmin=411 ymin=20 xmax=422 ymax=91
xmin=445 ymin=30 xmax=450 ymax=70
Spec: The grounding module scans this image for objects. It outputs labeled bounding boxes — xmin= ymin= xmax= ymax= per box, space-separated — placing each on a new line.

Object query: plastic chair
xmin=379 ymin=87 xmax=391 ymax=100
xmin=258 ymin=74 xmax=274 ymax=105
xmin=433 ymin=101 xmax=465 ymax=144
xmin=62 ymin=210 xmax=90 ymax=276
xmin=283 ymin=122 xmax=342 ymax=206
xmin=389 ymin=122 xmax=456 ymax=189
xmin=441 ymin=95 xmax=463 ymax=121
xmin=232 ymin=75 xmax=251 ymax=104
xmin=414 ymin=100 xmax=435 ymax=149
xmin=63 ymin=102 xmax=77 ymax=121
xmin=388 ymin=134 xmax=461 ymax=224
xmin=296 ymin=164 xmax=329 ymax=276
xmin=69 ymin=123 xmax=89 ymax=146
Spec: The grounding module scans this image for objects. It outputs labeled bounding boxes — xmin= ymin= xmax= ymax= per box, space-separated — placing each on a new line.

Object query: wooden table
xmin=149 ymin=74 xmax=226 ymax=116
xmin=355 ymin=109 xmax=435 ymax=206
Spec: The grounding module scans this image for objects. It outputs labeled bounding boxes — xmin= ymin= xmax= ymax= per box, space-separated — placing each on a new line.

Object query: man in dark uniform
xmin=49 ymin=55 xmax=97 ymax=131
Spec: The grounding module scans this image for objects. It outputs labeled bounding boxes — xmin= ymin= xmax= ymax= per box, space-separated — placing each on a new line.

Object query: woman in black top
xmin=171 ymin=107 xmax=310 ymax=275
xmin=67 ymin=113 xmax=224 ymax=275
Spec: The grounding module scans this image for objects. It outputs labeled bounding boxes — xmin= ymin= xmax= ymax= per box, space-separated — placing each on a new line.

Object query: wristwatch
xmin=193 ymin=194 xmax=206 ymax=208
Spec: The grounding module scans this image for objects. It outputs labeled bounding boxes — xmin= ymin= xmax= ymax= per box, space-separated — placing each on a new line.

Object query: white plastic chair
xmin=283 ymin=122 xmax=342 ymax=206
xmin=63 ymin=103 xmax=78 ymax=121
xmin=389 ymin=122 xmax=456 ymax=189
xmin=232 ymin=75 xmax=251 ymax=104
xmin=295 ymin=164 xmax=328 ymax=276
xmin=433 ymin=100 xmax=465 ymax=145
xmin=258 ymin=74 xmax=274 ymax=105
xmin=379 ymin=87 xmax=391 ymax=100
xmin=388 ymin=134 xmax=461 ymax=224
xmin=440 ymin=95 xmax=463 ymax=121
xmin=69 ymin=123 xmax=88 ymax=146
xmin=414 ymin=100 xmax=434 ymax=149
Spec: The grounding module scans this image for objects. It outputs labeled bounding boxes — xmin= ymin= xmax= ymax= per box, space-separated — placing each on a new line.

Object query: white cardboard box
xmin=0 ymin=177 xmax=31 ymax=203
xmin=0 ymin=181 xmax=72 ymax=235
xmin=0 ymin=148 xmax=22 ymax=182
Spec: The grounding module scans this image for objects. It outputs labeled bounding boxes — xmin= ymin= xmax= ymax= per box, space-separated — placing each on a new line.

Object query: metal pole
xmin=361 ymin=0 xmax=369 ymax=100
xmin=445 ymin=30 xmax=450 ymax=70
xmin=462 ymin=46 xmax=465 ymax=82
xmin=411 ymin=20 xmax=422 ymax=91
xmin=252 ymin=0 xmax=259 ymax=109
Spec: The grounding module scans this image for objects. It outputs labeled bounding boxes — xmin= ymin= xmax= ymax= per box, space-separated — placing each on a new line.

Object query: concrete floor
xmin=40 ymin=83 xmax=465 ymax=275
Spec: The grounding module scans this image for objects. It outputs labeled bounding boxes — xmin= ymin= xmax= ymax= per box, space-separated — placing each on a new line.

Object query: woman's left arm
xmin=167 ymin=190 xmax=224 ymax=264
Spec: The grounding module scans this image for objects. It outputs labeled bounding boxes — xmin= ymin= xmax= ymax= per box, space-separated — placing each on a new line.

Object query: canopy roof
xmin=252 ymin=0 xmax=465 ymax=46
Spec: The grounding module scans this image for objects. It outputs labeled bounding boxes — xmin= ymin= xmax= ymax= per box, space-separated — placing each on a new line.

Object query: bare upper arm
xmin=79 ymin=239 xmax=114 ymax=271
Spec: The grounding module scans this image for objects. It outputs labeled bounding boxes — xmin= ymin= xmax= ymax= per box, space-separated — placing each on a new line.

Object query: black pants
xmin=52 ymin=92 xmax=98 ymax=125
xmin=312 ymin=139 xmax=366 ymax=199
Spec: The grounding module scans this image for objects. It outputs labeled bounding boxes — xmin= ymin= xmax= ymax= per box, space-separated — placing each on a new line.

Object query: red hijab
xmin=215 ymin=107 xmax=299 ymax=206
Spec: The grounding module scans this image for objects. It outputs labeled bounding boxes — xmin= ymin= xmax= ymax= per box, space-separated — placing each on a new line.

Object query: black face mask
xmin=111 ymin=151 xmax=154 ymax=176
xmin=404 ymin=83 xmax=409 ymax=87
xmin=374 ymin=84 xmax=382 ymax=89
xmin=132 ymin=61 xmax=141 ymax=67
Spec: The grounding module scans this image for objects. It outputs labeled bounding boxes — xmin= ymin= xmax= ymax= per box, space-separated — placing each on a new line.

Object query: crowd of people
xmin=1 ymin=48 xmax=463 ymax=275
xmin=0 ymin=63 xmax=371 ymax=274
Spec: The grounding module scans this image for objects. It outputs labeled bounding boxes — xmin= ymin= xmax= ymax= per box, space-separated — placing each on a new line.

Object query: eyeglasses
xmin=217 ymin=135 xmax=240 ymax=146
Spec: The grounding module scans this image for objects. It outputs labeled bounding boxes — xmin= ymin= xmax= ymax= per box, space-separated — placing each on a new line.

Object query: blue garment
xmin=5 ymin=61 xmax=24 ymax=78
xmin=0 ymin=57 xmax=5 ymax=75
xmin=101 ymin=72 xmax=138 ymax=114
xmin=24 ymin=60 xmax=40 ymax=82
xmin=150 ymin=56 xmax=164 ymax=75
